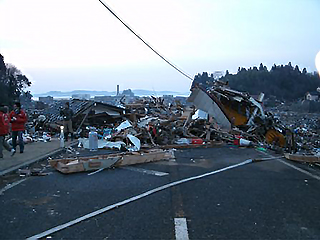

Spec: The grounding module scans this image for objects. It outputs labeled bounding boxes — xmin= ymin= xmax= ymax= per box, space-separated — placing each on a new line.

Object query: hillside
xmin=193 ymin=63 xmax=320 ymax=100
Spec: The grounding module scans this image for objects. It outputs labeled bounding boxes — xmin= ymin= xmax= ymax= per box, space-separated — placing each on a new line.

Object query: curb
xmin=0 ymin=141 xmax=77 ymax=177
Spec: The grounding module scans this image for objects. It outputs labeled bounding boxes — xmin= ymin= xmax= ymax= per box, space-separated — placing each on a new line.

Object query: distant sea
xmin=32 ymin=89 xmax=190 ymax=100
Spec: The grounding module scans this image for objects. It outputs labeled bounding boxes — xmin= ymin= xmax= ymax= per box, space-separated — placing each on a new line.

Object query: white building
xmin=72 ymin=94 xmax=91 ymax=100
xmin=305 ymin=92 xmax=319 ymax=101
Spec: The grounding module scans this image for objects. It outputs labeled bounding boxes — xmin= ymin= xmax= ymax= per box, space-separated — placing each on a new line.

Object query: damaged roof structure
xmin=38 ymin=99 xmax=125 ymax=135
xmin=71 ymin=99 xmax=125 ymax=133
xmin=188 ymin=81 xmax=290 ymax=149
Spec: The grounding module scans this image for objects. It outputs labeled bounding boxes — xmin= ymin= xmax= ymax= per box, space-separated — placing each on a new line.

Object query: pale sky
xmin=0 ymin=0 xmax=319 ymax=94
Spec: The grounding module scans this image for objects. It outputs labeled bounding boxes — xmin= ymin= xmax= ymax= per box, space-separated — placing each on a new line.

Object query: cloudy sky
xmin=0 ymin=0 xmax=319 ymax=94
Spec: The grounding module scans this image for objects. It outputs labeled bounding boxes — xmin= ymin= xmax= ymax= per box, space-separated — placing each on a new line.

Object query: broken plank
xmin=50 ymin=150 xmax=174 ymax=174
xmin=159 ymin=141 xmax=224 ymax=150
xmin=284 ymin=153 xmax=320 ymax=163
xmin=114 ymin=150 xmax=174 ymax=167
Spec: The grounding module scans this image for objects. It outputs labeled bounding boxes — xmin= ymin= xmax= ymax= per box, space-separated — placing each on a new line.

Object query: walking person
xmin=60 ymin=102 xmax=74 ymax=141
xmin=0 ymin=105 xmax=14 ymax=158
xmin=10 ymin=102 xmax=27 ymax=155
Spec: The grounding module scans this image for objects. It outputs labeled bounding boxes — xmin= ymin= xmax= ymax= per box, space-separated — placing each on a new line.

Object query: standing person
xmin=0 ymin=105 xmax=14 ymax=158
xmin=10 ymin=102 xmax=27 ymax=155
xmin=60 ymin=102 xmax=74 ymax=141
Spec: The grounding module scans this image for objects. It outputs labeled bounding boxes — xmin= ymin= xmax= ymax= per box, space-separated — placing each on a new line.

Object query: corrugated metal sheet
xmin=188 ymin=88 xmax=231 ymax=131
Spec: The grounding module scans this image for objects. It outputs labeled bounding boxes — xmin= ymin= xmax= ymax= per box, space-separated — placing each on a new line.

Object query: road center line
xmin=0 ymin=178 xmax=27 ymax=195
xmin=174 ymin=218 xmax=189 ymax=240
xmin=27 ymin=159 xmax=252 ymax=240
xmin=122 ymin=166 xmax=169 ymax=176
xmin=278 ymin=159 xmax=320 ymax=181
xmin=257 ymin=150 xmax=320 ymax=181
xmin=87 ymin=168 xmax=105 ymax=176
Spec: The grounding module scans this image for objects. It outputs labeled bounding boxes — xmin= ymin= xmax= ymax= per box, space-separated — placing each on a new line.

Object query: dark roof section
xmin=72 ymin=99 xmax=124 ymax=118
xmin=43 ymin=99 xmax=124 ymax=123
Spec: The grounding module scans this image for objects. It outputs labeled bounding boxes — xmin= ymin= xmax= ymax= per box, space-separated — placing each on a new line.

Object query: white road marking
xmin=122 ymin=166 xmax=169 ymax=176
xmin=0 ymin=178 xmax=27 ymax=195
xmin=257 ymin=150 xmax=320 ymax=181
xmin=27 ymin=159 xmax=252 ymax=240
xmin=278 ymin=159 xmax=320 ymax=181
xmin=174 ymin=218 xmax=189 ymax=240
xmin=87 ymin=168 xmax=105 ymax=176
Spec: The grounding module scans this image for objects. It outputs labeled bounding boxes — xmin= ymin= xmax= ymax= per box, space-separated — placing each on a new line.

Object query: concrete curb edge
xmin=0 ymin=141 xmax=77 ymax=176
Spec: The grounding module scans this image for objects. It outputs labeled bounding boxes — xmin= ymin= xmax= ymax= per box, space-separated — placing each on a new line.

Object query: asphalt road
xmin=1 ymin=146 xmax=320 ymax=239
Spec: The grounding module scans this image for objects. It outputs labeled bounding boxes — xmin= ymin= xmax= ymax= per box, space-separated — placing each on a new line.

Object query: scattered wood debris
xmin=284 ymin=153 xmax=320 ymax=163
xmin=49 ymin=149 xmax=175 ymax=174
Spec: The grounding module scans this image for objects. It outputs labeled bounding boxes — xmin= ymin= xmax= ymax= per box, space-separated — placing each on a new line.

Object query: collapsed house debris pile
xmin=20 ymin=99 xmax=125 ymax=144
xmin=4 ymin=128 xmax=52 ymax=148
xmin=268 ymin=107 xmax=320 ymax=156
xmin=52 ymin=82 xmax=300 ymax=173
xmin=188 ymin=81 xmax=294 ymax=149
xmin=189 ymin=80 xmax=320 ymax=163
xmin=23 ymin=79 xmax=320 ymax=173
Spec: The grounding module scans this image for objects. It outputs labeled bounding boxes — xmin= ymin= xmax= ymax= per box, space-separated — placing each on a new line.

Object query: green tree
xmin=302 ymin=68 xmax=307 ymax=74
xmin=216 ymin=62 xmax=320 ymax=101
xmin=0 ymin=54 xmax=9 ymax=105
xmin=0 ymin=54 xmax=32 ymax=106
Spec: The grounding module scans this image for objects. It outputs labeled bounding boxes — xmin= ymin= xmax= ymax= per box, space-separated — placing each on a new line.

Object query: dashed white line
xmin=257 ymin=150 xmax=320 ymax=181
xmin=278 ymin=159 xmax=320 ymax=181
xmin=122 ymin=166 xmax=169 ymax=176
xmin=27 ymin=159 xmax=252 ymax=239
xmin=174 ymin=218 xmax=189 ymax=240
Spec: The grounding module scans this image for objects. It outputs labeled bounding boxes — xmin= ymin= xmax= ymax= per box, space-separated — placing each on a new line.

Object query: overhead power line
xmin=98 ymin=0 xmax=193 ymax=81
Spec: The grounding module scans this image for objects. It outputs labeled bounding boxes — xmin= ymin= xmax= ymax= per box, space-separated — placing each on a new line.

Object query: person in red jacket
xmin=0 ymin=105 xmax=14 ymax=158
xmin=10 ymin=102 xmax=27 ymax=155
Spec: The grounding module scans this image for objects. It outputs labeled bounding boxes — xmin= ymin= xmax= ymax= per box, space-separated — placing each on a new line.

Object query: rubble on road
xmin=49 ymin=149 xmax=175 ymax=174
xmin=284 ymin=153 xmax=320 ymax=163
xmin=18 ymin=166 xmax=50 ymax=177
xmin=23 ymin=80 xmax=320 ymax=172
